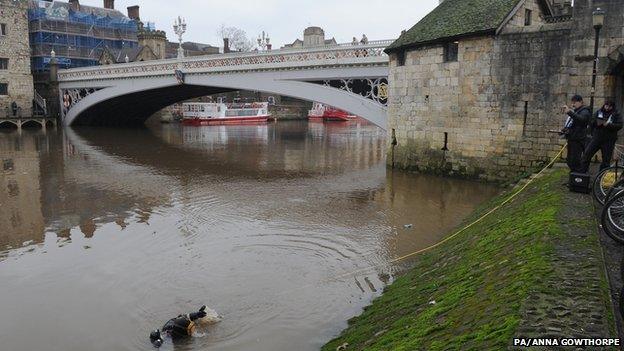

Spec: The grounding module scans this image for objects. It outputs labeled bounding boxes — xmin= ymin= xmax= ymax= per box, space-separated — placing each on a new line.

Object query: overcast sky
xmin=79 ymin=0 xmax=439 ymax=48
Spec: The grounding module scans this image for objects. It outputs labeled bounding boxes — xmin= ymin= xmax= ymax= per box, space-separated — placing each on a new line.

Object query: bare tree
xmin=217 ymin=24 xmax=255 ymax=52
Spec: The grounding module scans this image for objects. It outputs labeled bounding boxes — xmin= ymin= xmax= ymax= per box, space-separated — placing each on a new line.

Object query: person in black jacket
xmin=149 ymin=306 xmax=208 ymax=348
xmin=562 ymin=95 xmax=591 ymax=172
xmin=581 ymin=101 xmax=623 ymax=173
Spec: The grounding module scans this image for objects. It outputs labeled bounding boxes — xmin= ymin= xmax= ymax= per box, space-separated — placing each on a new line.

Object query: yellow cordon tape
xmin=330 ymin=143 xmax=568 ymax=282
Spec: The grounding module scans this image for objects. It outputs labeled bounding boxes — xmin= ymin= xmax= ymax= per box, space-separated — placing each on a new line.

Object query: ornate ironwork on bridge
xmin=61 ymin=88 xmax=103 ymax=115
xmin=317 ymin=78 xmax=389 ymax=106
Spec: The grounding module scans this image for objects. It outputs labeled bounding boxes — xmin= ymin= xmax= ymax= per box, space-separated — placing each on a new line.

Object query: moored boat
xmin=181 ymin=102 xmax=273 ymax=126
xmin=308 ymin=102 xmax=357 ymax=122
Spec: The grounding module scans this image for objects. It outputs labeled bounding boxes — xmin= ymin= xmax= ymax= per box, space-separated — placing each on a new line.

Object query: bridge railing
xmin=57 ymin=39 xmax=395 ymax=82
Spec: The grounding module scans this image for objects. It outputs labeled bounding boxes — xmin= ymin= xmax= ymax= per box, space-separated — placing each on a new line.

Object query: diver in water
xmin=149 ymin=306 xmax=208 ymax=348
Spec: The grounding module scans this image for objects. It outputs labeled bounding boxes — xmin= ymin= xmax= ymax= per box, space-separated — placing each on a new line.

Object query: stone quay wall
xmin=388 ymin=28 xmax=574 ymax=180
xmin=0 ymin=0 xmax=33 ymax=118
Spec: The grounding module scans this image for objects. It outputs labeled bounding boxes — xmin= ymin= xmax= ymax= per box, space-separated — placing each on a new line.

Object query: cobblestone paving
xmin=513 ymin=173 xmax=618 ymax=350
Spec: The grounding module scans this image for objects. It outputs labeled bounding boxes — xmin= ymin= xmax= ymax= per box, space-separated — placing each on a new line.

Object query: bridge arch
xmin=21 ymin=119 xmax=46 ymax=129
xmin=65 ymin=70 xmax=388 ymax=129
xmin=0 ymin=120 xmax=19 ymax=129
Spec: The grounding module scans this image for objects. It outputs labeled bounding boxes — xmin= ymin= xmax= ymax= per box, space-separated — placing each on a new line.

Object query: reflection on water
xmin=0 ymin=121 xmax=499 ymax=351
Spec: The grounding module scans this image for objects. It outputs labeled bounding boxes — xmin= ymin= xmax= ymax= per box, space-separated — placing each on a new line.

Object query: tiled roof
xmin=386 ymin=0 xmax=522 ymax=52
xmin=30 ymin=0 xmax=129 ymax=19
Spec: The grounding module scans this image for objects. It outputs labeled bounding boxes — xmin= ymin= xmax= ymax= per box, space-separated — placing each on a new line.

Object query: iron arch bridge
xmin=58 ymin=40 xmax=393 ymax=130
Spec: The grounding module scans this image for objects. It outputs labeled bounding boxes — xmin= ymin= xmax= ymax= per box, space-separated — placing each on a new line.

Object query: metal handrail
xmin=58 ymin=39 xmax=395 ymax=79
xmin=34 ymin=90 xmax=48 ymax=116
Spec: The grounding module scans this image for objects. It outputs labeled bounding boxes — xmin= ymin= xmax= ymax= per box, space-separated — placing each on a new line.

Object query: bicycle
xmin=601 ymin=187 xmax=624 ymax=244
xmin=592 ymin=164 xmax=624 ymax=206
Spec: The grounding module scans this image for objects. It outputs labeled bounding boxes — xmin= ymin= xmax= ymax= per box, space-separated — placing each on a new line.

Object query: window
xmin=522 ymin=101 xmax=529 ymax=136
xmin=0 ymin=23 xmax=6 ymax=36
xmin=525 ymin=9 xmax=532 ymax=26
xmin=0 ymin=83 xmax=7 ymax=95
xmin=444 ymin=42 xmax=458 ymax=62
xmin=0 ymin=58 xmax=7 ymax=70
xmin=396 ymin=50 xmax=406 ymax=66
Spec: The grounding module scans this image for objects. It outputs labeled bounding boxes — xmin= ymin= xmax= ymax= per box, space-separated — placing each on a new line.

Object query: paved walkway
xmin=513 ymin=170 xmax=619 ymax=349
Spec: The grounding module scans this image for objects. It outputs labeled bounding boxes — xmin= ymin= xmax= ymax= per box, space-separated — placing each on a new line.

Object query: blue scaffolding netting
xmin=28 ymin=3 xmax=139 ymax=71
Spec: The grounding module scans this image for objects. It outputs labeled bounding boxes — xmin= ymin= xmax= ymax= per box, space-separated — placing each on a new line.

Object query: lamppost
xmin=173 ymin=16 xmax=187 ymax=59
xmin=257 ymin=31 xmax=270 ymax=51
xmin=590 ymin=7 xmax=605 ymax=114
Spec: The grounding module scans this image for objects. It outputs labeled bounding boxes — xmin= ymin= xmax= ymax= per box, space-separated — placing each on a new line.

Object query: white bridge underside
xmin=60 ymin=67 xmax=388 ymax=129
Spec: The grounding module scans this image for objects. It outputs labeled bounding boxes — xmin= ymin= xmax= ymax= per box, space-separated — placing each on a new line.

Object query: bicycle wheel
xmin=601 ymin=188 xmax=624 ymax=244
xmin=621 ymin=253 xmax=624 ymax=283
xmin=593 ymin=166 xmax=624 ymax=205
xmin=604 ymin=177 xmax=624 ymax=205
xmin=620 ymin=285 xmax=624 ymax=319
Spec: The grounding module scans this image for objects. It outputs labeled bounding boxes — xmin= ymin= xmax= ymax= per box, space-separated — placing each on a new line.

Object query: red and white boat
xmin=308 ymin=102 xmax=357 ymax=122
xmin=181 ymin=102 xmax=273 ymax=126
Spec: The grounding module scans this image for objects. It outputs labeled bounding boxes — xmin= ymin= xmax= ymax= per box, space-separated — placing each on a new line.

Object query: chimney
xmin=104 ymin=0 xmax=114 ymax=9
xmin=127 ymin=5 xmax=140 ymax=20
xmin=223 ymin=38 xmax=230 ymax=53
xmin=68 ymin=0 xmax=80 ymax=12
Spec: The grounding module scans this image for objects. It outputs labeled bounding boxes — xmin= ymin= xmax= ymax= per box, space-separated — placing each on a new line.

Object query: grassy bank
xmin=322 ymin=169 xmax=616 ymax=350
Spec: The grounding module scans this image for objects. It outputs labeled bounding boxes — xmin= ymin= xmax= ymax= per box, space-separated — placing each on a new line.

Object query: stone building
xmin=0 ymin=0 xmax=34 ymax=117
xmin=282 ymin=26 xmax=338 ymax=48
xmin=165 ymin=41 xmax=220 ymax=59
xmin=98 ymin=45 xmax=158 ymax=65
xmin=138 ymin=28 xmax=167 ymax=60
xmin=385 ymin=0 xmax=624 ymax=181
xmin=98 ymin=8 xmax=166 ymax=64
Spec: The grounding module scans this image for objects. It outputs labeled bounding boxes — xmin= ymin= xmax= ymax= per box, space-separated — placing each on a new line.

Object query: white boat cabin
xmin=182 ymin=102 xmax=269 ymax=119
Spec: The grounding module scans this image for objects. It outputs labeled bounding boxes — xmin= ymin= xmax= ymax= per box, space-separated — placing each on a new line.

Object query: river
xmin=0 ymin=120 xmax=498 ymax=351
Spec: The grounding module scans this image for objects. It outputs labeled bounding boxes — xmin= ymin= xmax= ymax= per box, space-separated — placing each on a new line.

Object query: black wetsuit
xmin=564 ymin=105 xmax=591 ymax=173
xmin=150 ymin=307 xmax=207 ymax=347
xmin=581 ymin=108 xmax=623 ymax=172
xmin=161 ymin=314 xmax=196 ymax=339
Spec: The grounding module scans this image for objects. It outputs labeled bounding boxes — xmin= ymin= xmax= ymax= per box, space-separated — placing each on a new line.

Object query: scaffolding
xmin=28 ymin=1 xmax=139 ymax=71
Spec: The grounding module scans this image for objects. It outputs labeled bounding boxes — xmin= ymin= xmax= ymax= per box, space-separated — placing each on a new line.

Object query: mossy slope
xmin=322 ymin=170 xmax=615 ymax=351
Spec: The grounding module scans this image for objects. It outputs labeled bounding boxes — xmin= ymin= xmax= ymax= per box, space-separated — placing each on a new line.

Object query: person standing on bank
xmin=562 ymin=95 xmax=591 ymax=172
xmin=580 ymin=101 xmax=622 ymax=173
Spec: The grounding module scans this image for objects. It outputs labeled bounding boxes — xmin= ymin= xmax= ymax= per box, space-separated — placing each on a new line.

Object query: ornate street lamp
xmin=173 ymin=16 xmax=187 ymax=59
xmin=257 ymin=31 xmax=270 ymax=51
xmin=589 ymin=7 xmax=605 ymax=114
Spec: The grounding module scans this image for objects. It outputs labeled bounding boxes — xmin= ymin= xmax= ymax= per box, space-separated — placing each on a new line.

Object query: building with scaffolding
xmin=28 ymin=0 xmax=140 ymax=72
xmin=27 ymin=0 xmax=146 ymax=117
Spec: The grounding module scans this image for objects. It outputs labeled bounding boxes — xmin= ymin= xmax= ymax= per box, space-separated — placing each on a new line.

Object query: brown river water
xmin=0 ymin=120 xmax=498 ymax=351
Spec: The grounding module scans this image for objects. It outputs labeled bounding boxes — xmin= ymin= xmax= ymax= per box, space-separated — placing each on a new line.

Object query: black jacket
xmin=591 ymin=108 xmax=622 ymax=140
xmin=565 ymin=105 xmax=591 ymax=141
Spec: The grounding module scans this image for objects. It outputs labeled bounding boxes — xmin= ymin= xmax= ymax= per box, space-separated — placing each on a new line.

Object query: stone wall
xmin=490 ymin=27 xmax=573 ymax=178
xmin=388 ymin=1 xmax=624 ymax=181
xmin=500 ymin=0 xmax=548 ymax=34
xmin=0 ymin=0 xmax=33 ymax=117
xmin=139 ymin=32 xmax=166 ymax=60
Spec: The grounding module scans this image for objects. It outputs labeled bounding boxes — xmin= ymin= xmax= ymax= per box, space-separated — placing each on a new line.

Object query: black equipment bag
xmin=569 ymin=172 xmax=590 ymax=193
